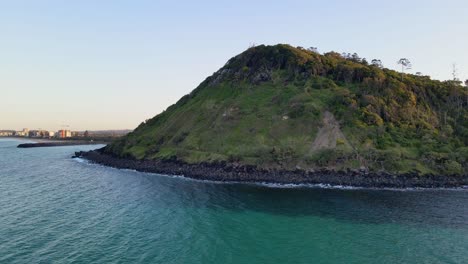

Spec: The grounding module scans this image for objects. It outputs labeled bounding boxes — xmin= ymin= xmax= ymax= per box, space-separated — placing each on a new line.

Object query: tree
xmin=351 ymin=53 xmax=361 ymax=62
xmin=415 ymin=72 xmax=422 ymax=76
xmin=465 ymin=80 xmax=468 ymax=105
xmin=452 ymin=63 xmax=459 ymax=81
xmin=308 ymin=47 xmax=319 ymax=53
xmin=397 ymin=58 xmax=412 ymax=81
xmin=371 ymin=59 xmax=383 ymax=68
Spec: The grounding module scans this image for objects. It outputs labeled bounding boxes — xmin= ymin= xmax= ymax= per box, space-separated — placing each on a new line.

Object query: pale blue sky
xmin=1 ymin=0 xmax=467 ymax=130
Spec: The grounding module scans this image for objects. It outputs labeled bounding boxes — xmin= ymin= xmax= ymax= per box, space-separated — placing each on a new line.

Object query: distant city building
xmin=29 ymin=130 xmax=41 ymax=137
xmin=28 ymin=130 xmax=54 ymax=138
xmin=0 ymin=127 xmax=130 ymax=139
xmin=71 ymin=131 xmax=83 ymax=137
xmin=14 ymin=128 xmax=29 ymax=137
xmin=0 ymin=130 xmax=15 ymax=137
xmin=56 ymin=130 xmax=72 ymax=138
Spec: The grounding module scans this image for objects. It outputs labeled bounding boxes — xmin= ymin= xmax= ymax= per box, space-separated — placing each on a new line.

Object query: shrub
xmin=441 ymin=160 xmax=463 ymax=175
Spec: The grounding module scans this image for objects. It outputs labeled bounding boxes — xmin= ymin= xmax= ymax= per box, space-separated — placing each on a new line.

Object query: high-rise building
xmin=57 ymin=130 xmax=72 ymax=138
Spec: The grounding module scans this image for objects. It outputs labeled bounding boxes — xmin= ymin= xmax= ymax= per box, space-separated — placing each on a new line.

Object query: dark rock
xmin=77 ymin=150 xmax=468 ymax=189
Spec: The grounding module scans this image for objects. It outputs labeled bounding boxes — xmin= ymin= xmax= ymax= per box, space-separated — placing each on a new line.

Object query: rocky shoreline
xmin=75 ymin=149 xmax=468 ymax=189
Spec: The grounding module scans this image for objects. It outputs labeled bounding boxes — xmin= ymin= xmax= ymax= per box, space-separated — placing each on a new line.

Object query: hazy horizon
xmin=1 ymin=0 xmax=467 ymax=131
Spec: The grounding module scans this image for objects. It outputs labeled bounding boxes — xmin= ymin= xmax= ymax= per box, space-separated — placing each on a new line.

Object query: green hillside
xmin=104 ymin=44 xmax=467 ymax=175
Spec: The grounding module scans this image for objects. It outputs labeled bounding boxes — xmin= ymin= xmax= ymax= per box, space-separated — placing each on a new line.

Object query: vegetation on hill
xmin=104 ymin=44 xmax=467 ymax=176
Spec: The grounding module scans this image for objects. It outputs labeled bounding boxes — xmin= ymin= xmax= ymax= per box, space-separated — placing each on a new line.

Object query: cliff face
xmin=104 ymin=44 xmax=467 ymax=176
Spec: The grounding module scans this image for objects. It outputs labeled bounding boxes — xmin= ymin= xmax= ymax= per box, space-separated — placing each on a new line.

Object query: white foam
xmin=255 ymin=182 xmax=362 ymax=190
xmin=72 ymin=157 xmax=87 ymax=163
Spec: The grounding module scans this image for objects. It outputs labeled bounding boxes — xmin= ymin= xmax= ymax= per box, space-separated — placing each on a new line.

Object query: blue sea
xmin=0 ymin=138 xmax=467 ymax=263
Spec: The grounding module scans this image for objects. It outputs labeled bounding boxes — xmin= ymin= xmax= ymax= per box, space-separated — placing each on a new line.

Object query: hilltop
xmin=81 ymin=44 xmax=467 ymax=186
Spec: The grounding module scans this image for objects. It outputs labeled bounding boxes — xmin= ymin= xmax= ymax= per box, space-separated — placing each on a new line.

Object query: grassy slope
xmin=105 ymin=45 xmax=468 ymax=176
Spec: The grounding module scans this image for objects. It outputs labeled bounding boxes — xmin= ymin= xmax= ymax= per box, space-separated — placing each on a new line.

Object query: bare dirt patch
xmin=311 ymin=111 xmax=350 ymax=150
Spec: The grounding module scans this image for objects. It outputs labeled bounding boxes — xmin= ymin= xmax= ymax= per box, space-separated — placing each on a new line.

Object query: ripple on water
xmin=0 ymin=139 xmax=467 ymax=263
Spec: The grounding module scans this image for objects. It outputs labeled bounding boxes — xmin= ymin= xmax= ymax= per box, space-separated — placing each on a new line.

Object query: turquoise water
xmin=0 ymin=139 xmax=467 ymax=263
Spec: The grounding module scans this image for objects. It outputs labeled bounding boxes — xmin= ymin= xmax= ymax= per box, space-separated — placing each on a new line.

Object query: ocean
xmin=0 ymin=138 xmax=467 ymax=263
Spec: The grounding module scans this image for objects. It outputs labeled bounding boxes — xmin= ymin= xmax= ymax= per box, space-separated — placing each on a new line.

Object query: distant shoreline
xmin=17 ymin=141 xmax=107 ymax=148
xmin=76 ymin=149 xmax=468 ymax=189
xmin=2 ymin=136 xmax=110 ymax=148
xmin=3 ymin=136 xmax=105 ymax=142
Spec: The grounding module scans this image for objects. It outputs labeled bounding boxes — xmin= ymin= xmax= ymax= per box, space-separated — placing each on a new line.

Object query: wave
xmin=72 ymin=157 xmax=87 ymax=163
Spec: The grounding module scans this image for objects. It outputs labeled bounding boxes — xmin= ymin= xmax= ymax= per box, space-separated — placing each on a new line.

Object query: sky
xmin=1 ymin=0 xmax=467 ymax=131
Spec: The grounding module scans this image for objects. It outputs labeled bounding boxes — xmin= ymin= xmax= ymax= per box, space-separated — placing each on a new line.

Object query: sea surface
xmin=0 ymin=138 xmax=467 ymax=264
